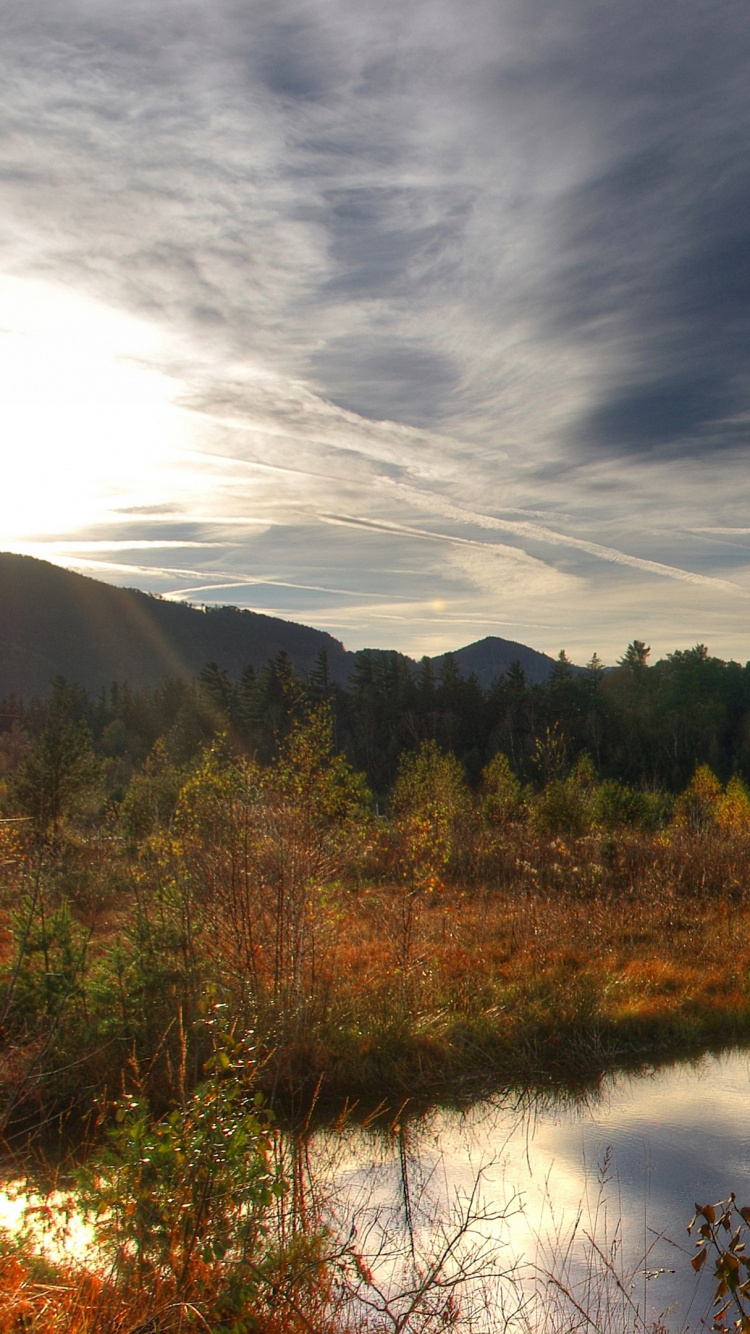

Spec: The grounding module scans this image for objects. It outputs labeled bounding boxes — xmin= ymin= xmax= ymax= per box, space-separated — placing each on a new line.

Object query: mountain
xmin=0 ymin=552 xmax=354 ymax=699
xmin=431 ymin=637 xmax=560 ymax=688
xmin=0 ymin=552 xmax=567 ymax=699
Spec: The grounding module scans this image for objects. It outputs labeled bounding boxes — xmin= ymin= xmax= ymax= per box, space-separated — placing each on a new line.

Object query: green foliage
xmin=10 ymin=706 xmax=100 ymax=836
xmin=593 ymin=779 xmax=652 ymax=830
xmin=5 ymin=894 xmax=87 ymax=1025
xmin=479 ymin=751 xmax=522 ymax=826
xmin=118 ymin=738 xmax=186 ymax=843
xmin=533 ymin=780 xmax=592 ymax=839
xmin=619 ymin=639 xmax=651 ymax=670
xmin=391 ymin=740 xmax=470 ymax=890
xmin=273 ymin=704 xmax=370 ymax=821
xmin=10 ymin=628 xmax=750 ymax=806
xmin=89 ymin=883 xmax=198 ymax=1067
xmin=0 ymin=867 xmax=92 ymax=1131
xmin=175 ymin=744 xmax=258 ymax=858
xmin=75 ymin=1020 xmax=295 ymax=1319
xmin=532 ymin=756 xmax=596 ymax=838
xmin=175 ymin=707 xmax=369 ymax=873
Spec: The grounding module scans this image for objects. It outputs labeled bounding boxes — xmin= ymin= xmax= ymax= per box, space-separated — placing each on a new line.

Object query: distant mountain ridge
xmin=0 ymin=552 xmax=563 ymax=699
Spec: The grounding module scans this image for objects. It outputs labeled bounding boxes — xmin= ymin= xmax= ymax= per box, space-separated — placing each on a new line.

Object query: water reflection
xmin=0 ymin=1182 xmax=96 ymax=1262
xmin=3 ymin=1051 xmax=750 ymax=1329
xmin=309 ymin=1050 xmax=750 ymax=1330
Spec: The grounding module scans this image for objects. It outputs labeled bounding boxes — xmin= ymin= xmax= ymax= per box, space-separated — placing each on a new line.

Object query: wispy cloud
xmin=2 ymin=0 xmax=750 ymax=663
xmin=377 ymin=481 xmax=750 ymax=596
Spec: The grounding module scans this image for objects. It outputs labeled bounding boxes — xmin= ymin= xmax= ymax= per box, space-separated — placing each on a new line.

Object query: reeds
xmin=5 ymin=780 xmax=750 ymax=1122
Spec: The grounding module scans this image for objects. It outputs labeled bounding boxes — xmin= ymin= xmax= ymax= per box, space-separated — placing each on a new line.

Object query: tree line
xmin=1 ymin=638 xmax=750 ymax=818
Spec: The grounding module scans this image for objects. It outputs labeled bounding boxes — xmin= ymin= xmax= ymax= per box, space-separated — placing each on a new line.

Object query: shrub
xmin=174 ymin=707 xmax=370 ymax=1036
xmin=479 ymin=752 xmax=522 ymax=827
xmin=673 ymin=764 xmax=722 ymax=831
xmin=10 ymin=710 xmax=100 ymax=837
xmin=716 ymin=775 xmax=750 ymax=830
xmin=532 ymin=759 xmax=597 ymax=838
xmin=119 ymin=738 xmax=186 ymax=844
xmin=71 ymin=1021 xmax=337 ymax=1333
xmin=391 ymin=741 xmax=471 ymax=891
xmin=593 ymin=779 xmax=651 ymax=830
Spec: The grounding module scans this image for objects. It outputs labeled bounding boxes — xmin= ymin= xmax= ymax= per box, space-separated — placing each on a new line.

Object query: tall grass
xmin=4 ymin=722 xmax=750 ymax=1124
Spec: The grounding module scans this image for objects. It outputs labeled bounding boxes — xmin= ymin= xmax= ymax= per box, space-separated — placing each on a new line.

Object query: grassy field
xmin=3 ymin=814 xmax=750 ymax=1126
xmin=244 ymin=821 xmax=750 ymax=1102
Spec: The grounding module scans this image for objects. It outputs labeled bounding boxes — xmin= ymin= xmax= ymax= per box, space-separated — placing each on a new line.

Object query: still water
xmin=310 ymin=1049 xmax=750 ymax=1330
xmin=3 ymin=1050 xmax=750 ymax=1329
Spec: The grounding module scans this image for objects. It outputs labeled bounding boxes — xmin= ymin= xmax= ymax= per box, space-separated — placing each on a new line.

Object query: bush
xmin=10 ymin=710 xmax=100 ymax=837
xmin=119 ymin=738 xmax=186 ymax=844
xmin=479 ymin=752 xmax=522 ymax=826
xmin=716 ymin=775 xmax=750 ymax=830
xmin=532 ymin=759 xmax=596 ymax=838
xmin=593 ymin=779 xmax=651 ymax=831
xmin=76 ymin=1031 xmax=287 ymax=1311
xmin=391 ymin=741 xmax=471 ymax=891
xmin=673 ymin=764 xmax=722 ymax=832
xmin=672 ymin=766 xmax=750 ymax=833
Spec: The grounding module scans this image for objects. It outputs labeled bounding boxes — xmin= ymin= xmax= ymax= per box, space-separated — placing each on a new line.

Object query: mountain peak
xmin=430 ymin=636 xmax=560 ymax=688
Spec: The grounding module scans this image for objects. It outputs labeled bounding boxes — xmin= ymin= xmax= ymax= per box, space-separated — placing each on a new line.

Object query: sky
xmin=2 ymin=0 xmax=750 ymax=666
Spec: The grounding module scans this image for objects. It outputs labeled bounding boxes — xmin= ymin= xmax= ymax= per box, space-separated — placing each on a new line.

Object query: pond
xmin=309 ymin=1048 xmax=750 ymax=1331
xmin=3 ymin=1048 xmax=750 ymax=1330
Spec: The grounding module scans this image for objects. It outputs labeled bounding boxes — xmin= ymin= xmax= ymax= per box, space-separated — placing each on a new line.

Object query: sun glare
xmin=0 ymin=276 xmax=190 ymax=537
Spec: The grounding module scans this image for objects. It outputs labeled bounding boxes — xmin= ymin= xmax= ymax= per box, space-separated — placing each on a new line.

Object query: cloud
xmin=309 ymin=337 xmax=461 ymax=425
xmin=3 ymin=0 xmax=750 ymax=661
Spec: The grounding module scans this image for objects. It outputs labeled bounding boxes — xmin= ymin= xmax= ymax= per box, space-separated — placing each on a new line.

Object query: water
xmin=309 ymin=1049 xmax=750 ymax=1330
xmin=4 ymin=1049 xmax=750 ymax=1328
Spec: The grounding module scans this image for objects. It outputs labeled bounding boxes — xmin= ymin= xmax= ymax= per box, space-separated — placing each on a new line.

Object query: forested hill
xmin=4 ymin=553 xmax=750 ymax=794
xmin=0 ymin=552 xmax=562 ymax=700
xmin=431 ymin=637 xmax=558 ymax=688
xmin=0 ymin=552 xmax=355 ymax=698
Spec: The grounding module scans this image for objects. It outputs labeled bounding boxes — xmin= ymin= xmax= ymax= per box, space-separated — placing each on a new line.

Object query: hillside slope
xmin=431 ymin=636 xmax=560 ymax=688
xmin=0 ymin=552 xmax=565 ymax=698
xmin=0 ymin=553 xmax=353 ymax=698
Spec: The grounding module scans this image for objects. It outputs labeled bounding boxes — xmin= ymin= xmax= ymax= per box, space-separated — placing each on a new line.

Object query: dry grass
xmin=3 ymin=820 xmax=750 ymax=1118
xmin=280 ymin=825 xmax=750 ymax=1097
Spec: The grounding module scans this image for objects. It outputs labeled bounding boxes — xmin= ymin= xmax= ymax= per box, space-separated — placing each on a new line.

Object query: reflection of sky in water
xmin=3 ymin=1052 xmax=750 ymax=1326
xmin=312 ymin=1051 xmax=750 ymax=1330
xmin=0 ymin=1185 xmax=96 ymax=1263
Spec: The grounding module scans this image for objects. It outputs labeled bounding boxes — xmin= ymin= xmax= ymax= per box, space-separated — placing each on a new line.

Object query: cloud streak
xmin=377 ymin=482 xmax=750 ymax=596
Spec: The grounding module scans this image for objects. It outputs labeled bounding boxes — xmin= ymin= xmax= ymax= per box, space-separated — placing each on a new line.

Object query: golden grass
xmin=4 ymin=821 xmax=750 ymax=1114
xmin=277 ymin=826 xmax=750 ymax=1095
